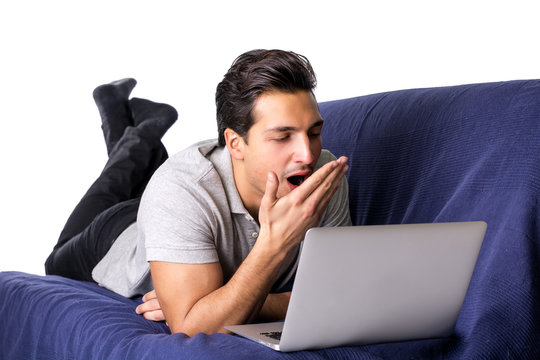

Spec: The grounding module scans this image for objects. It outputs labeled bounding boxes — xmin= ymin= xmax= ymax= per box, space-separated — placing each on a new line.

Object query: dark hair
xmin=215 ymin=49 xmax=317 ymax=146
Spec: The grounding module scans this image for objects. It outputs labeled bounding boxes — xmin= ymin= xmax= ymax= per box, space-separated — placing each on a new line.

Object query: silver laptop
xmin=226 ymin=221 xmax=487 ymax=352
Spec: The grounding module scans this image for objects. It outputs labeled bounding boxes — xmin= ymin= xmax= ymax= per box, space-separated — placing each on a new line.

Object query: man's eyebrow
xmin=310 ymin=119 xmax=324 ymax=129
xmin=264 ymin=119 xmax=324 ymax=133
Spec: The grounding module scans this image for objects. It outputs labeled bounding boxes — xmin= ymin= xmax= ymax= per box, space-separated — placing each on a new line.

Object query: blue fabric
xmin=320 ymin=79 xmax=540 ymax=358
xmin=1 ymin=80 xmax=539 ymax=359
xmin=0 ymin=272 xmax=388 ymax=360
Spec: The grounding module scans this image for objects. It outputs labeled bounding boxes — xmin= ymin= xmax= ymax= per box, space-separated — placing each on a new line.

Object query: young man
xmin=45 ymin=49 xmax=351 ymax=336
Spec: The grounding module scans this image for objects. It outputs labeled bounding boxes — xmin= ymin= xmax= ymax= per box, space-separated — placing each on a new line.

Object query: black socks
xmin=129 ymin=98 xmax=178 ymax=140
xmin=92 ymin=78 xmax=178 ymax=152
xmin=93 ymin=78 xmax=137 ymax=154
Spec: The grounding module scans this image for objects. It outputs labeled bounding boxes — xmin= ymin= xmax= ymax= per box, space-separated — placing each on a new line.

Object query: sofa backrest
xmin=319 ymin=80 xmax=540 ymax=232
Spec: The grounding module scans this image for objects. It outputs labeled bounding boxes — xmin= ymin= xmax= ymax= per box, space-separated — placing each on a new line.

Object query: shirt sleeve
xmin=138 ymin=163 xmax=219 ymax=264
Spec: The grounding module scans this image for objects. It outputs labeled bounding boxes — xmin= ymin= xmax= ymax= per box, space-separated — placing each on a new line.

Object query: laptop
xmin=225 ymin=221 xmax=487 ymax=352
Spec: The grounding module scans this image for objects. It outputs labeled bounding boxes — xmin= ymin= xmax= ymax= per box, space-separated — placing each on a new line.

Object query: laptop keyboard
xmin=260 ymin=331 xmax=282 ymax=341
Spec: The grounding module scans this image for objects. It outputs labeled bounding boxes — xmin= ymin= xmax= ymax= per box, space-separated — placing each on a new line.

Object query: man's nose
xmin=293 ymin=135 xmax=314 ymax=164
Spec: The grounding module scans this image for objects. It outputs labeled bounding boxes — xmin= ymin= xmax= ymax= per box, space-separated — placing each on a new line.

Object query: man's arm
xmin=257 ymin=292 xmax=291 ymax=322
xmin=149 ymin=237 xmax=292 ymax=335
xmin=139 ymin=157 xmax=348 ymax=335
xmin=136 ymin=289 xmax=290 ymax=323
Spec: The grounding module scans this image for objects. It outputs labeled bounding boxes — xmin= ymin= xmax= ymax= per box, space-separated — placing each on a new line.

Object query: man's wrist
xmin=250 ymin=232 xmax=290 ymax=266
xmin=257 ymin=292 xmax=291 ymax=322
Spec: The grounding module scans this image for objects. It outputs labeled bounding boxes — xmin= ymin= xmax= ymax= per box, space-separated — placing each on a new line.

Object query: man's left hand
xmin=136 ymin=289 xmax=166 ymax=322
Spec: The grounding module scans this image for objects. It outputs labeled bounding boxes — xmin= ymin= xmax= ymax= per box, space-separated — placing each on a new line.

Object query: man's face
xmin=232 ymin=90 xmax=323 ymax=212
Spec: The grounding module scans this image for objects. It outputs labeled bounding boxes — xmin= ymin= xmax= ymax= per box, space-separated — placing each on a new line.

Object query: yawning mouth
xmin=287 ymin=175 xmax=306 ymax=186
xmin=285 ymin=169 xmax=312 ymax=190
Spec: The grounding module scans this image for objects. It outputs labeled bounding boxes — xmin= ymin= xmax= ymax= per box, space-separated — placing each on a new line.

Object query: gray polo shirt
xmin=92 ymin=139 xmax=351 ymax=297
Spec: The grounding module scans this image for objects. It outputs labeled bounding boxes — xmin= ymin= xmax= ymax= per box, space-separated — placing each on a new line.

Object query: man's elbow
xmin=168 ymin=322 xmax=228 ymax=337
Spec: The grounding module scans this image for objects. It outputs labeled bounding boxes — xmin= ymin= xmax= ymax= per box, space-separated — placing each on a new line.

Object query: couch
xmin=1 ymin=79 xmax=539 ymax=359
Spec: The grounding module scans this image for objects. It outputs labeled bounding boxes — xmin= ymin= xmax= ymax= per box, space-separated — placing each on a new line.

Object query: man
xmin=46 ymin=49 xmax=351 ymax=336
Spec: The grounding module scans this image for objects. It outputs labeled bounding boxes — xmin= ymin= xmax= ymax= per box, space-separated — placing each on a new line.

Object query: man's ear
xmin=224 ymin=128 xmax=245 ymax=160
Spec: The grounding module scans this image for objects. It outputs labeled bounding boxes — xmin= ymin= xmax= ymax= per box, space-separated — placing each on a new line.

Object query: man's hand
xmin=258 ymin=156 xmax=349 ymax=254
xmin=136 ymin=289 xmax=165 ymax=322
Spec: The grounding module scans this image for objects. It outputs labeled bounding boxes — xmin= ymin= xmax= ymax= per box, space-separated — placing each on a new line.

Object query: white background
xmin=1 ymin=0 xmax=539 ymax=275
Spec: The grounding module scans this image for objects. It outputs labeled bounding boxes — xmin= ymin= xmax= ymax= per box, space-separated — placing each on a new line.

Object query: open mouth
xmin=287 ymin=175 xmax=306 ymax=187
xmin=287 ymin=172 xmax=311 ymax=188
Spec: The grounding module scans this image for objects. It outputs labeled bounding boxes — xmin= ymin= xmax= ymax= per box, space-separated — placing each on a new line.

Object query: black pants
xmin=45 ymin=126 xmax=168 ymax=282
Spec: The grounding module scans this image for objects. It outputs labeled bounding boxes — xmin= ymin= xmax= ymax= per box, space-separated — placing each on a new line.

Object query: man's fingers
xmin=293 ymin=156 xmax=348 ymax=201
xmin=143 ymin=309 xmax=166 ymax=322
xmin=136 ymin=297 xmax=161 ymax=315
xmin=137 ymin=289 xmax=164 ymax=322
xmin=261 ymin=171 xmax=279 ymax=210
xmin=298 ymin=157 xmax=348 ymax=216
xmin=315 ymin=157 xmax=348 ymax=200
xmin=142 ymin=289 xmax=157 ymax=302
xmin=312 ymin=163 xmax=348 ymax=214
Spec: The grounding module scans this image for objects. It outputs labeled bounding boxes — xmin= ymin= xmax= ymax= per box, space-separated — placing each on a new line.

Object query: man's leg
xmin=45 ymin=198 xmax=141 ymax=281
xmin=45 ymin=89 xmax=177 ymax=281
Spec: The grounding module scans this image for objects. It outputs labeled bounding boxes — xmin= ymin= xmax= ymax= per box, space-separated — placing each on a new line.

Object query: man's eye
xmin=274 ymin=135 xmax=290 ymax=142
xmin=309 ymin=132 xmax=321 ymax=138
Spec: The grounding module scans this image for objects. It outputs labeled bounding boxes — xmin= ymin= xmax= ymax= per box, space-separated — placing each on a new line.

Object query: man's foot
xmin=93 ymin=78 xmax=137 ymax=154
xmin=129 ymin=98 xmax=178 ymax=139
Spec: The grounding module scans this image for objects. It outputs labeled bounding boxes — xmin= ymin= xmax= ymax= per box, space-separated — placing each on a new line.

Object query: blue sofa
xmin=1 ymin=79 xmax=539 ymax=359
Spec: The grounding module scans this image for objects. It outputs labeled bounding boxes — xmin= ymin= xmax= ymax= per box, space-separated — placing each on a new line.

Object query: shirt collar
xmin=208 ymin=143 xmax=253 ymax=218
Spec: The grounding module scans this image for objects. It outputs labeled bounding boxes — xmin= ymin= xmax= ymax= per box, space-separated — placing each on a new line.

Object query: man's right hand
xmin=257 ymin=156 xmax=349 ymax=254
